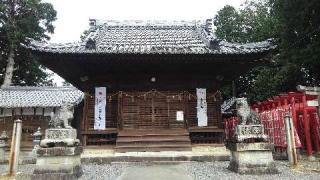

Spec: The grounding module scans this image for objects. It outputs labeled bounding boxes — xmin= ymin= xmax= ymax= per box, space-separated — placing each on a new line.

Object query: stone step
xmin=116 ymin=136 xmax=190 ymax=142
xmin=116 ymin=141 xmax=191 ymax=147
xmin=81 ymin=155 xmax=230 ymax=163
xmin=115 ymin=146 xmax=192 ymax=153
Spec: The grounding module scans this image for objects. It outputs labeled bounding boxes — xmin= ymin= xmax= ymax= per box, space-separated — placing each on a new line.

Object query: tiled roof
xmin=26 ymin=19 xmax=276 ymax=55
xmin=0 ymin=86 xmax=84 ymax=108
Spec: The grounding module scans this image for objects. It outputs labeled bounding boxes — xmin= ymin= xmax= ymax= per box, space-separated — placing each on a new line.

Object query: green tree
xmin=214 ymin=0 xmax=278 ymax=102
xmin=215 ymin=0 xmax=320 ymax=102
xmin=214 ymin=0 xmax=278 ymax=43
xmin=214 ymin=5 xmax=242 ymax=43
xmin=273 ymin=0 xmax=320 ymax=85
xmin=0 ymin=0 xmax=57 ymax=87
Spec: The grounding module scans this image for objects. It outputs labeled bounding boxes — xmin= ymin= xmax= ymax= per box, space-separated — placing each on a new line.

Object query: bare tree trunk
xmin=1 ymin=0 xmax=16 ymax=88
xmin=1 ymin=46 xmax=15 ymax=88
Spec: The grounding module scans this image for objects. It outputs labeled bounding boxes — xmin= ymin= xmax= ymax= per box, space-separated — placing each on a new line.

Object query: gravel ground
xmin=79 ymin=163 xmax=131 ymax=180
xmin=184 ymin=161 xmax=320 ymax=180
xmin=1 ymin=161 xmax=320 ymax=180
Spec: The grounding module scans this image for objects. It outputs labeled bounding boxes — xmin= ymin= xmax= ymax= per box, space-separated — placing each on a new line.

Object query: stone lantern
xmin=33 ymin=127 xmax=42 ymax=147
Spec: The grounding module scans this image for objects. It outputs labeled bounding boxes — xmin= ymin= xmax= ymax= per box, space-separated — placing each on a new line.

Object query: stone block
xmin=40 ymin=128 xmax=80 ymax=147
xmin=234 ymin=125 xmax=269 ymax=142
xmin=37 ymin=146 xmax=83 ymax=157
xmin=228 ymin=142 xmax=278 ymax=174
xmin=32 ymin=146 xmax=83 ymax=180
xmin=227 ymin=142 xmax=273 ymax=151
xmin=0 ymin=147 xmax=7 ymax=164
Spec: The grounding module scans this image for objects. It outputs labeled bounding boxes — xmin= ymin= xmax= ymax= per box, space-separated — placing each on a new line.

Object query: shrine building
xmin=26 ymin=19 xmax=275 ymax=152
xmin=0 ymin=86 xmax=83 ymax=148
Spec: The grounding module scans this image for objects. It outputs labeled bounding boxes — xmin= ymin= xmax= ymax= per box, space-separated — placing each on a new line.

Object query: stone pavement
xmin=81 ymin=145 xmax=230 ymax=163
xmin=117 ymin=164 xmax=192 ymax=180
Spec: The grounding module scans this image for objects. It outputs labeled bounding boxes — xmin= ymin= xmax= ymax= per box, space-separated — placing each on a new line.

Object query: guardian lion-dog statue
xmin=49 ymin=102 xmax=74 ymax=129
xmin=236 ymin=98 xmax=261 ymax=125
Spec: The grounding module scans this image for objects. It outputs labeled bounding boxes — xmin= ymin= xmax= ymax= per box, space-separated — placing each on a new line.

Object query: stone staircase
xmin=115 ymin=128 xmax=192 ymax=153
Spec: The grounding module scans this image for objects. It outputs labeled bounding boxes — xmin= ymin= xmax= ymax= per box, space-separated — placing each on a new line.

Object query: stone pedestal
xmin=227 ymin=142 xmax=278 ymax=174
xmin=40 ymin=128 xmax=80 ymax=147
xmin=0 ymin=143 xmax=7 ymax=164
xmin=0 ymin=131 xmax=8 ymax=164
xmin=32 ymin=128 xmax=82 ymax=180
xmin=32 ymin=146 xmax=83 ymax=180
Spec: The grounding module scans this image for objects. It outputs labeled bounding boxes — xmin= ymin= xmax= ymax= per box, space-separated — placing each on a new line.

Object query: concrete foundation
xmin=227 ymin=142 xmax=278 ymax=174
xmin=32 ymin=146 xmax=83 ymax=180
xmin=0 ymin=131 xmax=8 ymax=164
xmin=0 ymin=146 xmax=6 ymax=164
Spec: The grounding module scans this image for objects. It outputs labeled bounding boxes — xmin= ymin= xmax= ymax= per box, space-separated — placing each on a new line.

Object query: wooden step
xmin=116 ymin=141 xmax=191 ymax=146
xmin=118 ymin=129 xmax=188 ymax=135
xmin=115 ymin=128 xmax=192 ymax=153
xmin=116 ymin=136 xmax=190 ymax=142
xmin=115 ymin=147 xmax=192 ymax=153
xmin=115 ymin=144 xmax=191 ymax=149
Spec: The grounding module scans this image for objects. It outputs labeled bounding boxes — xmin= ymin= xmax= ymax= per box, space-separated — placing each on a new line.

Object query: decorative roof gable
xmin=26 ymin=19 xmax=276 ymax=55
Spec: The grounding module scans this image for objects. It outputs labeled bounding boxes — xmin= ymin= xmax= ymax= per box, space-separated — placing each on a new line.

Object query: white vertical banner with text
xmin=196 ymin=88 xmax=208 ymax=127
xmin=94 ymin=87 xmax=106 ymax=130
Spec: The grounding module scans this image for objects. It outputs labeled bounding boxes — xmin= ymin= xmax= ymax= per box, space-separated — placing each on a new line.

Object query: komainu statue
xmin=49 ymin=102 xmax=74 ymax=129
xmin=236 ymin=98 xmax=261 ymax=125
xmin=227 ymin=98 xmax=278 ymax=174
xmin=232 ymin=97 xmax=268 ymax=143
xmin=40 ymin=102 xmax=79 ymax=147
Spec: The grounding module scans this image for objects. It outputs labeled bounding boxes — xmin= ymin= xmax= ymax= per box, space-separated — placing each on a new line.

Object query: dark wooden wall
xmin=81 ymin=90 xmax=222 ymax=131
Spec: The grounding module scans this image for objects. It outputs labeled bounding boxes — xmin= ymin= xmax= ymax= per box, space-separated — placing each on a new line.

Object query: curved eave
xmin=25 ymin=39 xmax=277 ymax=57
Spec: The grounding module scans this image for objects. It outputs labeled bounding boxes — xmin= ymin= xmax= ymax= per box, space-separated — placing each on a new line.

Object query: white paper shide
xmin=196 ymin=88 xmax=208 ymax=127
xmin=176 ymin=111 xmax=184 ymax=121
xmin=94 ymin=87 xmax=106 ymax=130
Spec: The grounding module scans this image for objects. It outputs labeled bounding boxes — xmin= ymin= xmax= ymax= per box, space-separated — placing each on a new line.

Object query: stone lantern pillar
xmin=22 ymin=127 xmax=43 ymax=164
xmin=0 ymin=131 xmax=9 ymax=163
xmin=33 ymin=127 xmax=42 ymax=147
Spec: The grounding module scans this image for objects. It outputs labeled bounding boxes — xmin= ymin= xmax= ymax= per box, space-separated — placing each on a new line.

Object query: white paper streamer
xmin=94 ymin=87 xmax=106 ymax=130
xmin=197 ymin=88 xmax=208 ymax=127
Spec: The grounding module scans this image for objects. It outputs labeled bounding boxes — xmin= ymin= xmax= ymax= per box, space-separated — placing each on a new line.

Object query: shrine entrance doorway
xmin=120 ymin=90 xmax=185 ymax=129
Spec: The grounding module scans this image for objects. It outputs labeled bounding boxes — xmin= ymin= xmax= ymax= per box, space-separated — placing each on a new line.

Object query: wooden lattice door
xmin=152 ymin=92 xmax=170 ymax=128
xmin=121 ymin=91 xmax=171 ymax=129
xmin=137 ymin=91 xmax=169 ymax=129
xmin=137 ymin=93 xmax=153 ymax=128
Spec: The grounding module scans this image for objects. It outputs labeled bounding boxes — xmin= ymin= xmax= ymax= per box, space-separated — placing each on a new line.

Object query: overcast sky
xmin=43 ymin=0 xmax=246 ymax=85
xmin=44 ymin=0 xmax=246 ymax=43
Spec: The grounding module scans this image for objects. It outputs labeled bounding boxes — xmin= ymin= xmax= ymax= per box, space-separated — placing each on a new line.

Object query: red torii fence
xmin=224 ymin=91 xmax=320 ymax=156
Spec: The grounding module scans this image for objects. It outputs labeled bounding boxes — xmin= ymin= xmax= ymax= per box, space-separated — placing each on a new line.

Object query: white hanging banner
xmin=196 ymin=88 xmax=208 ymax=127
xmin=94 ymin=87 xmax=106 ymax=130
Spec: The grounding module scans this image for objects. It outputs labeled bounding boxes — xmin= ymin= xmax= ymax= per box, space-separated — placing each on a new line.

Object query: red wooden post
xmin=290 ymin=96 xmax=298 ymax=129
xmin=310 ymin=113 xmax=320 ymax=153
xmin=302 ymin=94 xmax=313 ymax=156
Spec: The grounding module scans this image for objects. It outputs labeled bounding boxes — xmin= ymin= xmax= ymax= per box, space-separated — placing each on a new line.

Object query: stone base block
xmin=228 ymin=142 xmax=279 ymax=174
xmin=0 ymin=146 xmax=7 ymax=164
xmin=32 ymin=146 xmax=83 ymax=180
xmin=32 ymin=173 xmax=80 ymax=180
xmin=40 ymin=128 xmax=80 ymax=147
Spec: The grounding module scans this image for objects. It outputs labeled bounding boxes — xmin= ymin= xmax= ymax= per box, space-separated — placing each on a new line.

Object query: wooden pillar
xmin=302 ymin=95 xmax=313 ymax=156
xmin=290 ymin=97 xmax=298 ymax=129
xmin=81 ymin=94 xmax=88 ymax=146
xmin=117 ymin=92 xmax=123 ymax=130
xmin=151 ymin=91 xmax=155 ymax=127
xmin=310 ymin=113 xmax=320 ymax=153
